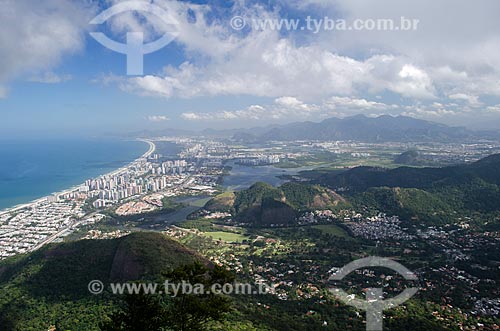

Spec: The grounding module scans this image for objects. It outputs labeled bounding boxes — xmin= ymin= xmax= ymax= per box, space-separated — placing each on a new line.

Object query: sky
xmin=1 ymin=0 xmax=500 ymax=137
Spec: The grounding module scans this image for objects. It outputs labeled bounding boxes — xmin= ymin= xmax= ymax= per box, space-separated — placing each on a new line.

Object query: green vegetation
xmin=310 ymin=224 xmax=352 ymax=239
xmin=204 ymin=231 xmax=250 ymax=243
xmin=100 ymin=262 xmax=234 ymax=331
xmin=178 ymin=218 xmax=219 ymax=232
xmin=204 ymin=182 xmax=347 ymax=226
xmin=233 ymin=182 xmax=284 ymax=214
xmin=394 ymin=150 xmax=426 ymax=166
xmin=204 ymin=191 xmax=235 ymax=212
xmin=310 ymin=153 xmax=500 ymax=225
xmin=2 ymin=156 xmax=500 ymax=330
xmin=351 ymin=187 xmax=456 ymax=224
xmin=0 ymin=232 xmax=201 ymax=330
xmin=280 ymin=182 xmax=345 ymax=210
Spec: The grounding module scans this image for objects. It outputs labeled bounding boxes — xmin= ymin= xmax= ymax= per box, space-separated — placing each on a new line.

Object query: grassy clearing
xmin=203 ymin=231 xmax=249 ymax=243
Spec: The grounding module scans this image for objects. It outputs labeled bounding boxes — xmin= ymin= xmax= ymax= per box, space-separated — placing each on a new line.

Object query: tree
xmin=99 ymin=292 xmax=168 ymax=331
xmin=164 ymin=262 xmax=235 ymax=331
xmin=100 ymin=262 xmax=234 ymax=331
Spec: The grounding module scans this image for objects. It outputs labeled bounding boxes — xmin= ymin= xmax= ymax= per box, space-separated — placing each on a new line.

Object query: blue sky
xmin=1 ymin=0 xmax=500 ymax=137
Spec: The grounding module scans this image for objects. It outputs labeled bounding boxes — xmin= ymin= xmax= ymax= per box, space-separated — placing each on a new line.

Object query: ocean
xmin=0 ymin=139 xmax=148 ymax=211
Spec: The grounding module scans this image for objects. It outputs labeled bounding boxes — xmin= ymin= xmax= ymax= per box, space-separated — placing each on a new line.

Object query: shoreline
xmin=0 ymin=139 xmax=155 ymax=217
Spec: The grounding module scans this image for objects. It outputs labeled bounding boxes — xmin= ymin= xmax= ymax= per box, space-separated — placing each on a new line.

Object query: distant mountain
xmin=118 ymin=114 xmax=498 ymax=142
xmin=122 ymin=124 xmax=280 ymax=139
xmin=233 ymin=115 xmax=498 ymax=143
xmin=394 ymin=150 xmax=426 ymax=165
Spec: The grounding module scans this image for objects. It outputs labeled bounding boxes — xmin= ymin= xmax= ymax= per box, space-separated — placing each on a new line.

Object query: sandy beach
xmin=0 ymin=139 xmax=156 ymax=217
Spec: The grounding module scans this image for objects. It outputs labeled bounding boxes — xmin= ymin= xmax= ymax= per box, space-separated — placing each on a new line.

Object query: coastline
xmin=0 ymin=139 xmax=155 ymax=217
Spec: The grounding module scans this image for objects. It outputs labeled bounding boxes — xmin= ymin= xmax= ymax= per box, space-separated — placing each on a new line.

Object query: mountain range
xmin=126 ymin=115 xmax=499 ymax=143
xmin=232 ymin=115 xmax=499 ymax=143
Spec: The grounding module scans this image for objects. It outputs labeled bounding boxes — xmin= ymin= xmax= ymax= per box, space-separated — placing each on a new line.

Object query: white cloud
xmin=120 ymin=38 xmax=371 ymax=99
xmin=118 ymin=37 xmax=439 ymax=102
xmin=486 ymin=105 xmax=500 ymax=113
xmin=182 ymin=104 xmax=268 ymax=121
xmin=274 ymin=97 xmax=317 ymax=111
xmin=109 ymin=1 xmax=447 ymax=103
xmin=148 ymin=115 xmax=170 ymax=122
xmin=181 ymin=96 xmax=396 ymax=122
xmin=395 ymin=64 xmax=435 ymax=98
xmin=402 ymin=101 xmax=460 ymax=119
xmin=181 ymin=112 xmax=204 ymax=121
xmin=3 ymin=0 xmax=494 ymax=126
xmin=448 ymin=93 xmax=482 ymax=107
xmin=0 ymin=0 xmax=94 ymax=88
xmin=121 ymin=75 xmax=177 ymax=98
xmin=325 ymin=96 xmax=396 ymax=111
xmin=275 ymin=96 xmax=304 ymax=108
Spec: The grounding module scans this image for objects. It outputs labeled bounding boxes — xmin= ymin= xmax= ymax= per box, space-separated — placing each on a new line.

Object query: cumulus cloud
xmin=118 ymin=39 xmax=438 ymax=101
xmin=401 ymin=101 xmax=465 ymax=119
xmin=274 ymin=97 xmax=317 ymax=111
xmin=0 ymin=0 xmax=94 ymax=90
xmin=148 ymin=115 xmax=170 ymax=122
xmin=448 ymin=93 xmax=482 ymax=107
xmin=487 ymin=105 xmax=500 ymax=113
xmin=325 ymin=96 xmax=396 ymax=111
xmin=181 ymin=96 xmax=396 ymax=122
xmin=99 ymin=1 xmax=444 ymax=102
xmin=182 ymin=105 xmax=268 ymax=121
xmin=4 ymin=0 xmax=498 ymax=127
xmin=120 ymin=40 xmax=370 ymax=99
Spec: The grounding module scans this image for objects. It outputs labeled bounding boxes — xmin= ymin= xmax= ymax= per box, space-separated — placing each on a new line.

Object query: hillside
xmin=315 ymin=154 xmax=500 ymax=191
xmin=394 ymin=150 xmax=428 ymax=166
xmin=312 ymin=154 xmax=500 ymax=224
xmin=204 ymin=191 xmax=236 ymax=212
xmin=204 ymin=182 xmax=347 ymax=226
xmin=0 ymin=232 xmax=202 ymax=330
xmin=351 ymin=187 xmax=456 ymax=223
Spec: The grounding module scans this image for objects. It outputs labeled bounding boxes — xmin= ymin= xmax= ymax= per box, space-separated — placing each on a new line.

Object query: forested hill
xmin=0 ymin=232 xmax=202 ymax=329
xmin=315 ymin=154 xmax=500 ymax=192
xmin=311 ymin=154 xmax=500 ymax=225
xmin=204 ymin=182 xmax=346 ymax=226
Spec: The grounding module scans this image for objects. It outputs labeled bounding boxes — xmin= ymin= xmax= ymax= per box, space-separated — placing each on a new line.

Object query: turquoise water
xmin=0 ymin=139 xmax=148 ymax=210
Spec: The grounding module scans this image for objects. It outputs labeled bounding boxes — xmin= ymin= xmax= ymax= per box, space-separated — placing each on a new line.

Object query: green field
xmin=310 ymin=224 xmax=352 ymax=239
xmin=204 ymin=231 xmax=249 ymax=243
